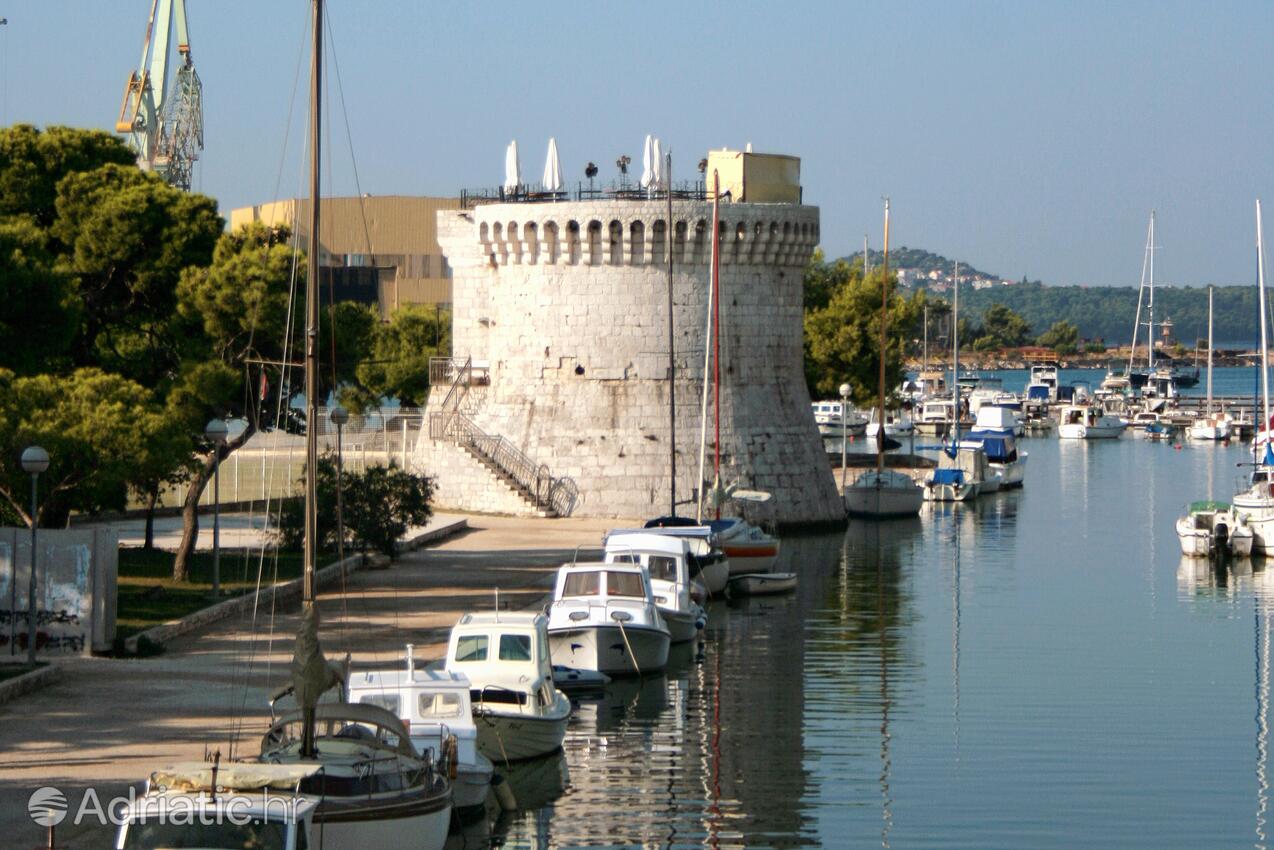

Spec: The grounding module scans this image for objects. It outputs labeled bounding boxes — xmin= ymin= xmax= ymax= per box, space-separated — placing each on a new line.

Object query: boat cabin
xmin=603 ymin=532 xmax=694 ymax=612
xmin=115 ymin=764 xmax=318 ymax=850
xmin=444 ymin=612 xmax=556 ymax=714
xmin=348 ymin=659 xmax=479 ymax=769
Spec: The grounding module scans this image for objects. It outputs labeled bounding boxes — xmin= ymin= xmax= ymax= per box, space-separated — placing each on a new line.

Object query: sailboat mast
xmin=712 ymin=182 xmax=722 ymax=520
xmin=877 ymin=200 xmax=890 ymax=475
xmin=302 ymin=0 xmax=322 ymax=606
xmin=1128 ymin=214 xmax=1151 ymax=376
xmin=1147 ymin=211 xmax=1157 ymax=372
xmin=952 ymin=261 xmax=959 ymax=443
xmin=1206 ymin=285 xmax=1213 ymax=415
xmin=695 ymin=172 xmax=720 ymax=522
xmin=666 ymin=152 xmax=676 ymax=517
xmin=1259 ymin=200 xmax=1270 ymax=441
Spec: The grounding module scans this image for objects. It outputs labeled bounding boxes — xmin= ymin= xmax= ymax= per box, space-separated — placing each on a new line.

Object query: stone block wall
xmin=415 ymin=199 xmax=842 ymax=527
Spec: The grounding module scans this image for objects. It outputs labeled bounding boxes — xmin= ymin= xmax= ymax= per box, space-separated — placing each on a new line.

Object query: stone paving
xmin=0 ymin=513 xmax=618 ymax=848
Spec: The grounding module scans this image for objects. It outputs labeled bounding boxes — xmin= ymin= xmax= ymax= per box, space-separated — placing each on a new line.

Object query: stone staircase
xmin=427 ymin=357 xmax=579 ymax=517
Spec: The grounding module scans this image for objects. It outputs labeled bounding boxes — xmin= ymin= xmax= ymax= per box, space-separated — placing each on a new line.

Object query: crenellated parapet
xmin=457 ymin=200 xmax=820 ymax=270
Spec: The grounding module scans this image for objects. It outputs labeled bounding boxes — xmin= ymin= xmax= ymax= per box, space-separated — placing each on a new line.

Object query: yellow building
xmin=228 ymin=195 xmax=463 ymax=317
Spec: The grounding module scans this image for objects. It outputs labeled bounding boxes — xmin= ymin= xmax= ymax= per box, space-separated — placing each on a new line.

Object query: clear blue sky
xmin=2 ymin=0 xmax=1272 ymax=287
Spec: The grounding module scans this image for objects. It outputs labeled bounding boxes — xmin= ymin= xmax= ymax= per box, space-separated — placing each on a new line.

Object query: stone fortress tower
xmin=412 ymin=149 xmax=843 ymax=527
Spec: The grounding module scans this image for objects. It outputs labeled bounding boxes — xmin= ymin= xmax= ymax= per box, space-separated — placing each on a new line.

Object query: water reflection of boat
xmin=498 ymin=748 xmax=571 ymax=812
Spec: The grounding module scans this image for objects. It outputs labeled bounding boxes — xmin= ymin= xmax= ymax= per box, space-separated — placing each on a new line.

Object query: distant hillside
xmin=952 ymin=282 xmax=1259 ymax=347
xmin=843 ymin=246 xmax=1001 ymax=282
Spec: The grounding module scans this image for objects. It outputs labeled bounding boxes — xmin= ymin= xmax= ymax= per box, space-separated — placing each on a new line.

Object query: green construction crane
xmin=115 ymin=0 xmax=203 ymax=190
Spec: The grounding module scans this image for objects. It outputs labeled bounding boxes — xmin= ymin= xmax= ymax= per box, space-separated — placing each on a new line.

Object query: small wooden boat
xmin=728 ymin=571 xmax=797 ymax=596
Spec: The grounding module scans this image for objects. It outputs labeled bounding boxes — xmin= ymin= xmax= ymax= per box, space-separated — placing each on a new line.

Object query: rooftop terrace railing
xmin=460 ymin=180 xmax=712 ymax=208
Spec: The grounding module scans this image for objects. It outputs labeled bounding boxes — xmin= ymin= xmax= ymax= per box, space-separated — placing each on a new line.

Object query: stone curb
xmin=122 ymin=518 xmax=469 ymax=654
xmin=0 ymin=663 xmax=64 ymax=707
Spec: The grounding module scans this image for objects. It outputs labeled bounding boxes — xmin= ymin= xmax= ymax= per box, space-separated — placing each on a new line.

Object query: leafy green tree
xmin=0 ymin=368 xmax=172 ymax=527
xmin=976 ymin=303 xmax=1031 ymax=349
xmin=0 ymin=125 xmax=134 ymax=226
xmin=804 ymin=261 xmax=922 ymax=406
xmin=354 ymin=304 xmax=451 ymax=409
xmin=0 ymin=216 xmax=79 ymax=375
xmin=277 ymin=454 xmax=432 ymax=558
xmin=1037 ymin=320 xmax=1080 ymax=355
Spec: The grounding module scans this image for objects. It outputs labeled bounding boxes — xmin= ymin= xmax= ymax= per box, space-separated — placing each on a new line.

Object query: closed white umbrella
xmin=542 ymin=137 xmax=562 ymax=192
xmin=640 ymin=134 xmax=654 ymax=190
xmin=653 ymin=138 xmax=668 ymax=190
xmin=503 ymin=140 xmax=521 ymax=192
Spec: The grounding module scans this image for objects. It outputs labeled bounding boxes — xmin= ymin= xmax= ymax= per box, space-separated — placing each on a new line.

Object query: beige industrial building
xmin=228 ymin=195 xmax=463 ymax=317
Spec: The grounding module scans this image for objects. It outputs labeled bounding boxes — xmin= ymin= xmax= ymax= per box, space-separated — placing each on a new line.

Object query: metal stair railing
xmin=445 ymin=413 xmax=579 ymax=516
xmin=429 ymin=356 xmax=472 ymax=440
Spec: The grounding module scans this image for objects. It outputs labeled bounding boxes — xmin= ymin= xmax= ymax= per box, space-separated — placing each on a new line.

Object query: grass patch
xmin=115 ymin=547 xmax=338 ymax=639
xmin=0 ymin=663 xmax=44 ymax=682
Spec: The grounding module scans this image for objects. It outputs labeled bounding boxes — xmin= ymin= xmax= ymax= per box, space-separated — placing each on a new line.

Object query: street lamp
xmin=20 ymin=445 xmax=48 ymax=664
xmin=839 ymin=383 xmax=852 ymax=490
xmin=329 ymin=407 xmax=348 ymax=564
xmin=204 ymin=420 xmax=228 ymax=598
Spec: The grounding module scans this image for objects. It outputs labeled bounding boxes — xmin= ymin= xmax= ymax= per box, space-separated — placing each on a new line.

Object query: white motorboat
xmin=1189 ymin=285 xmax=1232 ymax=441
xmin=116 ymin=764 xmax=322 ymax=850
xmin=970 ymin=405 xmax=1023 ymax=438
xmin=547 ymin=562 xmax=672 ymax=676
xmin=603 ymin=531 xmax=707 ymax=643
xmin=844 ymin=469 xmax=924 ymax=517
xmin=960 ymin=434 xmax=1027 ymax=489
xmin=638 ymin=519 xmax=732 ymax=593
xmin=812 ymin=400 xmax=868 ymax=438
xmin=1057 ymin=404 xmax=1126 ymax=439
xmin=1175 ymin=500 xmax=1254 ymax=558
xmin=866 ymin=407 xmax=915 ymax=439
xmin=915 ymin=397 xmax=955 ymax=437
xmin=709 ymin=515 xmax=781 ymax=574
xmin=444 ymin=611 xmax=571 ymax=762
xmin=348 ymin=647 xmax=494 ymax=812
xmin=1025 ymin=364 xmax=1060 ymax=403
xmin=923 ymin=463 xmax=980 ymax=502
xmin=728 ymin=571 xmax=798 ymax=595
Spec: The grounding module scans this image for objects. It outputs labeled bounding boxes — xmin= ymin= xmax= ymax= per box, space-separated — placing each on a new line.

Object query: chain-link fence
xmin=159 ymin=408 xmax=424 ymax=509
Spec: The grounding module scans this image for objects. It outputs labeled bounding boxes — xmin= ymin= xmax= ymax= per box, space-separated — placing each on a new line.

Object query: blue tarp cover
xmin=932 ymin=468 xmax=965 ymax=485
xmin=965 ymin=435 xmax=1012 ymax=461
xmin=1027 ymin=385 xmax=1051 ymax=400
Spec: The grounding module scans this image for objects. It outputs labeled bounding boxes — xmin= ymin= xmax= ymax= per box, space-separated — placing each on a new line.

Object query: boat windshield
xmin=121 ymin=818 xmax=290 ymax=850
xmin=646 ymin=556 xmax=678 ymax=582
xmin=563 ymin=571 xmax=602 ymax=597
xmin=499 ymin=634 xmax=532 ymax=661
xmin=454 ymin=634 xmax=489 ymax=662
xmin=418 ymin=690 xmax=465 ymax=718
xmin=356 ymin=693 xmax=401 ymax=714
xmin=606 ymin=571 xmax=645 ymax=598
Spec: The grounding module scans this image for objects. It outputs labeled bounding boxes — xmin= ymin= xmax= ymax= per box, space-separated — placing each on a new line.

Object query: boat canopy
xmin=1027 ymin=385 xmax=1051 ymax=401
xmin=960 ymin=435 xmax=1017 ymax=462
xmin=932 ymin=468 xmax=965 ymax=485
xmin=150 ymin=762 xmax=321 ymax=794
xmin=1188 ymin=500 xmax=1231 ymax=513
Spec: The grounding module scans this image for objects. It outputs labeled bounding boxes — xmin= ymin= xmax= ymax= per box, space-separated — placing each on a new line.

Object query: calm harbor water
xmin=484 ymin=434 xmax=1274 ymax=849
xmin=958 ymin=365 xmax=1261 ymax=399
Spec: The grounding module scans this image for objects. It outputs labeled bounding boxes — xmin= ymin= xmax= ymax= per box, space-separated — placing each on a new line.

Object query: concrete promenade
xmin=0 ymin=513 xmax=618 ymax=848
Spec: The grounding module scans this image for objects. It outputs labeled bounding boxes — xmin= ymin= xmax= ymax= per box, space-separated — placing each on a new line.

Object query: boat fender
xmin=491 ymin=773 xmax=517 ymax=811
xmin=695 ymin=618 xmax=706 ymax=630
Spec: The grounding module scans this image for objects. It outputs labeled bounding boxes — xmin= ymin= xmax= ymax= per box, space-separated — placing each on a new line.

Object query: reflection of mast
xmin=1258 ymin=595 xmax=1270 ymax=849
xmin=952 ymin=511 xmax=962 ymax=758
xmin=878 ymin=536 xmax=893 ymax=848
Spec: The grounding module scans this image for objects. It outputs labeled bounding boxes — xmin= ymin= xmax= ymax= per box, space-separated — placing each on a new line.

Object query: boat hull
xmin=697 ymin=559 xmax=730 ymax=594
xmin=729 ymin=572 xmax=797 ymax=595
xmin=549 ymin=624 xmax=671 ymax=675
xmin=659 ymin=605 xmax=704 ymax=643
xmin=472 ymin=707 xmax=570 ymax=763
xmin=844 ymin=477 xmax=924 ymax=518
xmin=1188 ymin=421 xmax=1231 ymax=441
xmin=1058 ymin=423 xmax=1124 ymax=439
xmin=923 ymin=482 xmax=980 ymax=502
xmin=313 ymin=789 xmax=452 ymax=850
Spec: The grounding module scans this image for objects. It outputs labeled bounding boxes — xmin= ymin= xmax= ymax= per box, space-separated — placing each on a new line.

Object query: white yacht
xmin=547 ymin=562 xmax=672 ymax=676
xmin=915 ymin=398 xmax=956 ymax=436
xmin=638 ymin=520 xmax=732 ymax=593
xmin=961 ymin=434 xmax=1027 ymax=489
xmin=1057 ymin=404 xmax=1126 ymax=439
xmin=349 ymin=647 xmax=494 ymax=811
xmin=1025 ymin=364 xmax=1060 ymax=403
xmin=1176 ymin=500 xmax=1254 ymax=558
xmin=812 ymin=400 xmax=867 ymax=437
xmin=865 ymin=407 xmax=915 ymax=439
xmin=844 ymin=469 xmax=925 ymax=517
xmin=444 ymin=611 xmax=571 ymax=762
xmin=709 ymin=516 xmax=780 ymax=574
xmin=603 ymin=531 xmax=707 ymax=643
xmin=970 ymin=405 xmax=1023 ymax=438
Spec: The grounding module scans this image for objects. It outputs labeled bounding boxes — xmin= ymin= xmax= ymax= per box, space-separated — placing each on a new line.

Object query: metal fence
xmin=160 ymin=408 xmax=425 ymax=509
xmin=460 ymin=180 xmax=712 ymax=208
